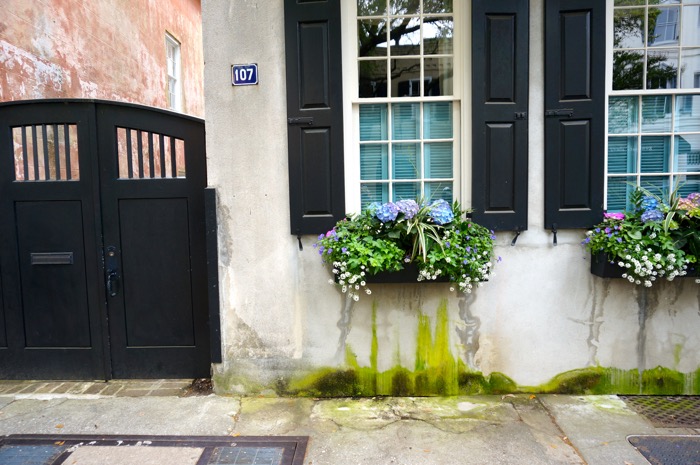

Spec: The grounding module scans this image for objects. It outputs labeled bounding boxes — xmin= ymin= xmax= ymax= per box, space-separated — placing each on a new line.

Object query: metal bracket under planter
xmin=590 ymin=252 xmax=625 ymax=279
xmin=366 ymin=263 xmax=451 ymax=284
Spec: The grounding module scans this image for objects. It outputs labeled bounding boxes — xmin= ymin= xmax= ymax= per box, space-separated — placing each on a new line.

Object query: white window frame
xmin=341 ymin=1 xmax=468 ymax=214
xmin=166 ymin=33 xmax=182 ymax=112
xmin=604 ymin=1 xmax=700 ymax=211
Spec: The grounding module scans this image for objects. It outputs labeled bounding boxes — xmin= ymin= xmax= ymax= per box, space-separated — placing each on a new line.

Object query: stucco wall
xmin=1 ymin=0 xmax=204 ymax=116
xmin=203 ymin=0 xmax=700 ymax=395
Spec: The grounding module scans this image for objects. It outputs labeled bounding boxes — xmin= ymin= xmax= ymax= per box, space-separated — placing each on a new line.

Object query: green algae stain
xmin=285 ymin=299 xmax=509 ymax=397
xmin=370 ymin=303 xmax=378 ymax=372
xmin=277 ymin=299 xmax=700 ymax=398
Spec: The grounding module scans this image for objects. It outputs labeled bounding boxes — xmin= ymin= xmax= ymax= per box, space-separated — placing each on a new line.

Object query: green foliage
xmin=315 ymin=200 xmax=497 ymax=299
xmin=583 ymin=187 xmax=700 ymax=286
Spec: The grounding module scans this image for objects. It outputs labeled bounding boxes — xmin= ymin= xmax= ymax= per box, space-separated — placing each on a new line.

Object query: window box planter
xmin=590 ymin=252 xmax=624 ymax=279
xmin=590 ymin=252 xmax=699 ymax=280
xmin=366 ymin=263 xmax=450 ymax=284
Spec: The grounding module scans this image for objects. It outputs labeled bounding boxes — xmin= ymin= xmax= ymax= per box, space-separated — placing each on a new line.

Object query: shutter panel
xmin=472 ymin=0 xmax=529 ymax=232
xmin=284 ymin=0 xmax=344 ymax=235
xmin=544 ymin=0 xmax=605 ymax=229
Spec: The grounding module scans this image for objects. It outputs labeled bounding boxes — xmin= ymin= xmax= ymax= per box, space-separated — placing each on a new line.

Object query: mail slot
xmin=30 ymin=252 xmax=74 ymax=265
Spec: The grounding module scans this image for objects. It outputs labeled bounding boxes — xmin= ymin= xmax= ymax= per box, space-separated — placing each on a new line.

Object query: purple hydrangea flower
xmin=428 ymin=199 xmax=454 ymax=225
xmin=375 ymin=202 xmax=400 ymax=222
xmin=395 ymin=199 xmax=420 ymax=219
xmin=641 ymin=209 xmax=664 ymax=223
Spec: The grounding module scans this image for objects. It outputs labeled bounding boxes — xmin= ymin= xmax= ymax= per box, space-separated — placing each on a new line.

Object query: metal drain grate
xmin=621 ymin=396 xmax=700 ymax=428
xmin=628 ymin=436 xmax=700 ymax=465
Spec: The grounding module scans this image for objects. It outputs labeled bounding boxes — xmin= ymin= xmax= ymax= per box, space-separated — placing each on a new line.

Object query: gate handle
xmin=105 ymin=246 xmax=120 ymax=297
xmin=107 ymin=270 xmax=120 ymax=297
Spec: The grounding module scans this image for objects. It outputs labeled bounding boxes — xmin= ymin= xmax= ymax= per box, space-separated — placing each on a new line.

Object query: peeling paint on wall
xmin=1 ymin=0 xmax=204 ymax=116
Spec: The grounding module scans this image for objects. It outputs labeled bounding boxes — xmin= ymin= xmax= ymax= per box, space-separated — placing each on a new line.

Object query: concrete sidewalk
xmin=0 ymin=383 xmax=697 ymax=464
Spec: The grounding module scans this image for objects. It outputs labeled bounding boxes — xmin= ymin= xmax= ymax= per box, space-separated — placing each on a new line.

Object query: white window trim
xmin=604 ymin=1 xmax=700 ymax=210
xmin=341 ymin=1 xmax=468 ymax=214
xmin=166 ymin=33 xmax=182 ymax=112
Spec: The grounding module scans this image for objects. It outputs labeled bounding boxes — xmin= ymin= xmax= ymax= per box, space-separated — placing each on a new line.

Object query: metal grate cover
xmin=628 ymin=435 xmax=700 ymax=465
xmin=621 ymin=396 xmax=700 ymax=428
xmin=0 ymin=435 xmax=306 ymax=465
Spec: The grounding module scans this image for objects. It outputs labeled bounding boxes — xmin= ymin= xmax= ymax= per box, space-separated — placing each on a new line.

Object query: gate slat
xmin=21 ymin=126 xmax=29 ymax=181
xmin=53 ymin=124 xmax=61 ymax=180
xmin=42 ymin=124 xmax=50 ymax=180
xmin=64 ymin=124 xmax=72 ymax=181
xmin=159 ymin=133 xmax=166 ymax=178
xmin=148 ymin=131 xmax=155 ymax=178
xmin=137 ymin=129 xmax=144 ymax=179
xmin=31 ymin=125 xmax=39 ymax=181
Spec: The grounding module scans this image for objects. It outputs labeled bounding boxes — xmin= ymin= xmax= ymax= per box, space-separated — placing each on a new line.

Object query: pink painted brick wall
xmin=0 ymin=0 xmax=204 ymax=117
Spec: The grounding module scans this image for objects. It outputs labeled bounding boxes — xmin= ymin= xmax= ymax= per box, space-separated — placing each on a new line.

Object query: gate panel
xmin=16 ymin=201 xmax=92 ymax=347
xmin=0 ymin=101 xmax=107 ymax=379
xmin=96 ymin=103 xmax=210 ymax=379
xmin=120 ymin=198 xmax=195 ymax=347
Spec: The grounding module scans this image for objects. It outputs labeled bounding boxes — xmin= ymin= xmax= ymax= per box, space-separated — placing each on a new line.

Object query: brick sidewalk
xmin=0 ymin=380 xmax=194 ymax=398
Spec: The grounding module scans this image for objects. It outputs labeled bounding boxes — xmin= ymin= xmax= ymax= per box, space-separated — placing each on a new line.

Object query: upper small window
xmin=165 ymin=34 xmax=182 ymax=112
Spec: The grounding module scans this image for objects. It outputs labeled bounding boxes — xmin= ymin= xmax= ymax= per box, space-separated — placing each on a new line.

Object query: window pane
xmin=425 ymin=182 xmax=453 ymax=203
xmin=360 ymin=104 xmax=388 ymax=141
xmin=424 ymin=142 xmax=452 ymax=178
xmin=613 ymin=50 xmax=644 ymax=90
xmin=675 ymin=95 xmax=700 ymax=131
xmin=389 ymin=17 xmax=420 ymax=56
xmin=392 ymin=143 xmax=420 ymax=179
xmin=640 ymin=136 xmax=670 ymax=173
xmin=423 ymin=0 xmax=452 ymax=14
xmin=614 ymin=8 xmax=645 ymax=48
xmin=677 ymin=175 xmax=700 ymax=197
xmin=614 ymin=0 xmax=645 ymax=6
xmin=424 ymin=102 xmax=452 ymax=139
xmin=641 ymin=95 xmax=672 ymax=132
xmin=607 ymin=176 xmax=636 ymax=212
xmin=608 ymin=136 xmax=638 ymax=173
xmin=640 ymin=175 xmax=670 ymax=198
xmin=392 ymin=182 xmax=419 ymax=201
xmin=648 ymin=7 xmax=680 ymax=47
xmin=358 ymin=0 xmax=386 ymax=16
xmin=424 ymin=18 xmax=453 ymax=55
xmin=424 ymin=57 xmax=453 ymax=96
xmin=608 ymin=96 xmax=639 ymax=134
xmin=674 ymin=135 xmax=700 ymax=172
xmin=646 ymin=49 xmax=678 ymax=89
xmin=391 ymin=0 xmax=418 ymax=15
xmin=359 ymin=60 xmax=388 ymax=98
xmin=681 ymin=6 xmax=700 ymax=47
xmin=679 ymin=49 xmax=700 ymax=89
xmin=361 ymin=183 xmax=389 ymax=208
xmin=358 ymin=19 xmax=388 ymax=57
xmin=392 ymin=103 xmax=419 ymax=139
xmin=360 ymin=144 xmax=388 ymax=180
xmin=391 ymin=58 xmax=422 ymax=97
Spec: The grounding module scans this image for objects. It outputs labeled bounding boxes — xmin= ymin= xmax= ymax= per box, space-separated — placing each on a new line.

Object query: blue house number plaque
xmin=231 ymin=64 xmax=258 ymax=86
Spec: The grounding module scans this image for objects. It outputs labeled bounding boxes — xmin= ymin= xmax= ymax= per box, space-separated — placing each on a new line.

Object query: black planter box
xmin=366 ymin=263 xmax=450 ymax=284
xmin=590 ymin=252 xmax=624 ymax=278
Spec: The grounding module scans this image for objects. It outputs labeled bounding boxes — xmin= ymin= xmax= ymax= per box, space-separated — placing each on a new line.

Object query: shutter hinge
xmin=515 ymin=112 xmax=527 ymax=120
xmin=288 ymin=117 xmax=314 ymax=125
xmin=545 ymin=109 xmax=574 ymax=118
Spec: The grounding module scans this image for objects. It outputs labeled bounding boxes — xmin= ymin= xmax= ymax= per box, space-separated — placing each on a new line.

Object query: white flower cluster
xmin=456 ymin=261 xmax=493 ymax=294
xmin=618 ymin=248 xmax=688 ymax=287
xmin=330 ymin=261 xmax=371 ymax=301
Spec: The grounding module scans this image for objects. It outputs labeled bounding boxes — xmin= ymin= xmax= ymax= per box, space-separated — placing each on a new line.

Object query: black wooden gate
xmin=0 ymin=100 xmax=212 ymax=379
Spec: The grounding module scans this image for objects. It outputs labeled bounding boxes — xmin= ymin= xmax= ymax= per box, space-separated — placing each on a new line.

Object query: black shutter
xmin=544 ymin=0 xmax=605 ymax=229
xmin=471 ymin=0 xmax=529 ymax=232
xmin=284 ymin=0 xmax=345 ymax=235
